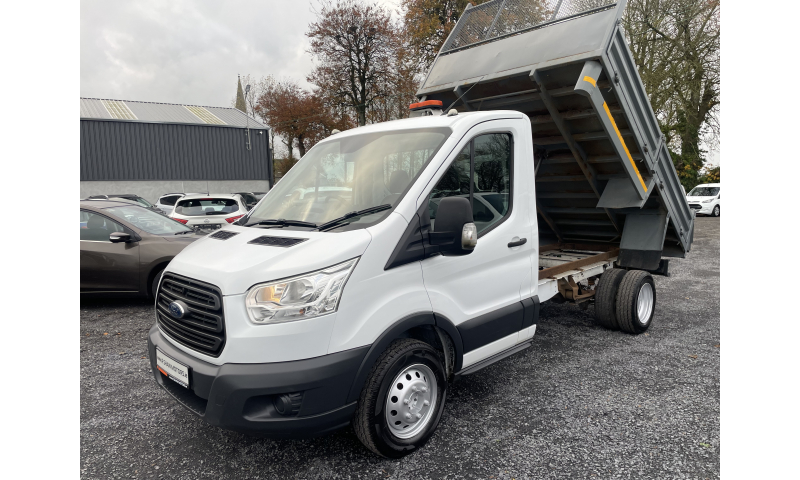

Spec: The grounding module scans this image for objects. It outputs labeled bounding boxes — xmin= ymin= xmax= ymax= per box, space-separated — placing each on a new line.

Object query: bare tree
xmin=367 ymin=36 xmax=421 ymax=123
xmin=254 ymin=77 xmax=350 ymax=177
xmin=307 ymin=0 xmax=402 ymax=126
xmin=401 ymin=0 xmax=489 ymax=70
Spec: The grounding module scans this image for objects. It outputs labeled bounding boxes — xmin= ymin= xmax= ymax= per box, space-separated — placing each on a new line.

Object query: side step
xmin=456 ymin=341 xmax=532 ymax=377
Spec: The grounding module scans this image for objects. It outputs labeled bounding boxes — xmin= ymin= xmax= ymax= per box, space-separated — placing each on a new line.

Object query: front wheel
xmin=712 ymin=205 xmax=720 ymax=217
xmin=150 ymin=269 xmax=164 ymax=299
xmin=353 ymin=339 xmax=447 ymax=458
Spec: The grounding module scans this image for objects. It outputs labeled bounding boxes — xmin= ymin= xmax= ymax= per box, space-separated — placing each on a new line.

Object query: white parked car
xmin=155 ymin=193 xmax=202 ymax=215
xmin=686 ymin=183 xmax=720 ymax=217
xmin=169 ymin=194 xmax=248 ymax=232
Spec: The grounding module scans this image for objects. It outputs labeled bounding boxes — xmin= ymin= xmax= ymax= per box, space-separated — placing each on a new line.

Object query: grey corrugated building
xmin=80 ymin=98 xmax=272 ymax=202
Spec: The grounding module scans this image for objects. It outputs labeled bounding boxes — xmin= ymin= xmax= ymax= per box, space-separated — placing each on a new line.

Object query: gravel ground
xmin=80 ymin=217 xmax=720 ymax=479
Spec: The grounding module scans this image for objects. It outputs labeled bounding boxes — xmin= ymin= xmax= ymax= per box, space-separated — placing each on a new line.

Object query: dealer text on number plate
xmin=156 ymin=349 xmax=190 ymax=388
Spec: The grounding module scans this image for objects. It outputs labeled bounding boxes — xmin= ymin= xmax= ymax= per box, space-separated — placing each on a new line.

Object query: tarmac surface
xmin=80 ymin=217 xmax=720 ymax=479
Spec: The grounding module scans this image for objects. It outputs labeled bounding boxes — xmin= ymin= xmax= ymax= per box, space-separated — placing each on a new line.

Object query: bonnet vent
xmin=247 ymin=236 xmax=308 ymax=248
xmin=209 ymin=231 xmax=239 ymax=240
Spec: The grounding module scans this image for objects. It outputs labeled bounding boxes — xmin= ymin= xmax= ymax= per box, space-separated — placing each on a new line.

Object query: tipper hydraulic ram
xmin=416 ymin=0 xmax=694 ymax=273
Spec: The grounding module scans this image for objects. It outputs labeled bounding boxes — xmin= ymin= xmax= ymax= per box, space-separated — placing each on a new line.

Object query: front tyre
xmin=712 ymin=205 xmax=720 ymax=217
xmin=353 ymin=339 xmax=447 ymax=458
xmin=150 ymin=269 xmax=164 ymax=300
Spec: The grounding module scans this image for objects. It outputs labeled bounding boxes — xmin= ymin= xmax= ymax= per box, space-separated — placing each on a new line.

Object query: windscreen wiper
xmin=173 ymin=230 xmax=194 ymax=235
xmin=316 ymin=204 xmax=392 ymax=232
xmin=245 ymin=218 xmax=319 ymax=229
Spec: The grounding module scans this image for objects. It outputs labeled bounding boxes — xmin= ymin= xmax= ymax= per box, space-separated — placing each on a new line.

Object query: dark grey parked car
xmin=80 ymin=199 xmax=201 ymax=298
xmin=86 ymin=194 xmax=168 ymax=216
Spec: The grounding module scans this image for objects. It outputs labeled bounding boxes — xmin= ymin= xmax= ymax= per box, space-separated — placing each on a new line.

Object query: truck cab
xmin=149 ymin=112 xmax=544 ymax=453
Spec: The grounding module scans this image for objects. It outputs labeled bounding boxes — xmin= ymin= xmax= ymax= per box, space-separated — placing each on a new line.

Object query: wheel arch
xmin=144 ymin=259 xmax=171 ymax=298
xmin=345 ymin=312 xmax=464 ymax=403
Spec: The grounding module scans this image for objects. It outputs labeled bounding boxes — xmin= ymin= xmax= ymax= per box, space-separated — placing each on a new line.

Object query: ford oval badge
xmin=169 ymin=301 xmax=186 ymax=319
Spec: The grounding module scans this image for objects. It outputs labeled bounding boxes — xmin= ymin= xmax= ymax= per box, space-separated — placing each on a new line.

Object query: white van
xmin=148 ymin=111 xmax=688 ymax=457
xmin=686 ymin=183 xmax=720 ymax=217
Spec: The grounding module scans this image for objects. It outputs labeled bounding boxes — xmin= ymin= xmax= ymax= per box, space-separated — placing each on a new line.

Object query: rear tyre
xmin=615 ymin=270 xmax=656 ymax=334
xmin=150 ymin=269 xmax=164 ymax=300
xmin=712 ymin=205 xmax=720 ymax=217
xmin=353 ymin=339 xmax=447 ymax=458
xmin=594 ymin=268 xmax=626 ymax=330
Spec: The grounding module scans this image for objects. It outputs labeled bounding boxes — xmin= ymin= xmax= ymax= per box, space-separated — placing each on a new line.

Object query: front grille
xmin=156 ymin=273 xmax=225 ymax=357
xmin=689 ymin=204 xmax=702 ymax=209
xmin=209 ymin=230 xmax=239 ymax=240
xmin=248 ymin=236 xmax=307 ymax=247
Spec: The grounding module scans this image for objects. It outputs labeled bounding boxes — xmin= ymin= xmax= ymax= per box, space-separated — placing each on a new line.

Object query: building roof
xmin=80 ymin=97 xmax=267 ymax=129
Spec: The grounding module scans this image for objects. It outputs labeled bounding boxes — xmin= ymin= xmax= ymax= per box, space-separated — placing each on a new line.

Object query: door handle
xmin=508 ymin=238 xmax=527 ymax=248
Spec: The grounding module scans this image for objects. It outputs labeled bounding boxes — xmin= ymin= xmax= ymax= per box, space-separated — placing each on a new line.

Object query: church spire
xmin=235 ymin=75 xmax=247 ymax=113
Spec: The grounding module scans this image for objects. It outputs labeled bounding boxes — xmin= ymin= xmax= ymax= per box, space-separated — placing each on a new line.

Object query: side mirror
xmin=109 ymin=232 xmax=132 ymax=243
xmin=429 ymin=197 xmax=477 ymax=256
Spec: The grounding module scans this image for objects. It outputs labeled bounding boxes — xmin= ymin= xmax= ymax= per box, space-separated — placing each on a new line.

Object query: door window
xmin=428 ymin=133 xmax=512 ymax=235
xmin=80 ymin=210 xmax=126 ymax=242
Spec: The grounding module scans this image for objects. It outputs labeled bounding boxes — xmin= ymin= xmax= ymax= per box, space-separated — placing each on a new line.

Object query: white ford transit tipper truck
xmin=148 ymin=0 xmax=693 ymax=457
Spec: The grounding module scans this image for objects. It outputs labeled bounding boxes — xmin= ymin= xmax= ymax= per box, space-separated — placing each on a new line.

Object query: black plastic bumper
xmin=147 ymin=325 xmax=369 ymax=438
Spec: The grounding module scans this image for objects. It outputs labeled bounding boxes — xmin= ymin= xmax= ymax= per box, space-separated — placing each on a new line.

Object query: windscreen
xmin=175 ymin=198 xmax=240 ymax=216
xmin=688 ymin=187 xmax=719 ymax=197
xmin=248 ymin=127 xmax=451 ymax=229
xmin=239 ymin=193 xmax=257 ymax=205
xmin=134 ymin=197 xmax=154 ymax=208
xmin=103 ymin=205 xmax=193 ymax=235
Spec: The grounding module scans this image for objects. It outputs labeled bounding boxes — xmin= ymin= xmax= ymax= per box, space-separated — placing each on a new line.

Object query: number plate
xmin=156 ymin=349 xmax=190 ymax=388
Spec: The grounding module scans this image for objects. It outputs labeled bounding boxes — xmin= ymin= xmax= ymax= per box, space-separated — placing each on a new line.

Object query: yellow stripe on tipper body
xmin=602 ymin=102 xmax=647 ymax=192
xmin=583 ymin=76 xmax=596 ymax=87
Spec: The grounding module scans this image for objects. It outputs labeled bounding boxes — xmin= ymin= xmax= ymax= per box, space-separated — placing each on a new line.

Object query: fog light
xmin=272 ymin=392 xmax=303 ymax=416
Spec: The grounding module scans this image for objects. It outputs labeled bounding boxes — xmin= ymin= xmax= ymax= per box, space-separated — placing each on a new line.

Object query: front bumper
xmin=689 ymin=203 xmax=715 ymax=215
xmin=148 ymin=325 xmax=369 ymax=438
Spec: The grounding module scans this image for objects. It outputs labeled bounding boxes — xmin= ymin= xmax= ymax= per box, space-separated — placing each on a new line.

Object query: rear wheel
xmin=615 ymin=270 xmax=656 ymax=334
xmin=594 ymin=268 xmax=627 ymax=330
xmin=353 ymin=339 xmax=447 ymax=458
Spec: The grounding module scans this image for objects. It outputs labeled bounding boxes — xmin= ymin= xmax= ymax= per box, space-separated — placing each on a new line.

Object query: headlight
xmin=702 ymin=199 xmax=714 ymax=203
xmin=245 ymin=258 xmax=358 ymax=325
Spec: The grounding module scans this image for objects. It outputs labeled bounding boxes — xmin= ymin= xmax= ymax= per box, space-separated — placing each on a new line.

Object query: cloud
xmin=81 ymin=0 xmax=400 ymax=107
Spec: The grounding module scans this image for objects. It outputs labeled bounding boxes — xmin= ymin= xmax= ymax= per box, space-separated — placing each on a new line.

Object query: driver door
xmin=420 ymin=123 xmax=534 ymax=369
xmin=80 ymin=210 xmax=140 ymax=293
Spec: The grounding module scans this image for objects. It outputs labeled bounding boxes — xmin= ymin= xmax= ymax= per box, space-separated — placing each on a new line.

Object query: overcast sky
xmin=81 ymin=0 xmax=717 ymax=165
xmin=81 ymin=0 xmax=400 ymax=107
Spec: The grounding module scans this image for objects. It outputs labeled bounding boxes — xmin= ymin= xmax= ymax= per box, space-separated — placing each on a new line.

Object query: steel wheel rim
xmin=637 ymin=283 xmax=654 ymax=325
xmin=385 ymin=363 xmax=437 ymax=439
